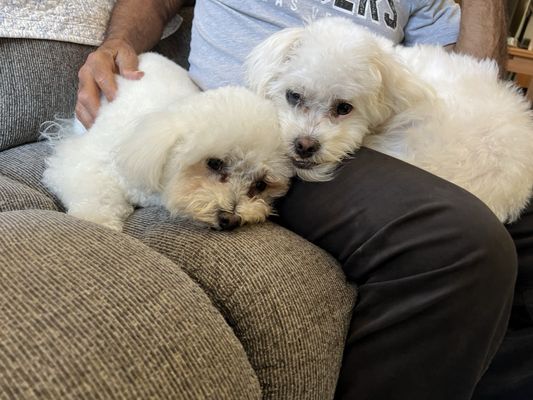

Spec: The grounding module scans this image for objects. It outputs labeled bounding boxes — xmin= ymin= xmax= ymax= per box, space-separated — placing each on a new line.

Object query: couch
xmin=0 ymin=7 xmax=356 ymax=399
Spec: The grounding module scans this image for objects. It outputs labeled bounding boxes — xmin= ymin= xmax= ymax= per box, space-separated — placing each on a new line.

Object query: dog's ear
xmin=373 ymin=50 xmax=435 ymax=120
xmin=116 ymin=111 xmax=184 ymax=191
xmin=245 ymin=27 xmax=305 ymax=97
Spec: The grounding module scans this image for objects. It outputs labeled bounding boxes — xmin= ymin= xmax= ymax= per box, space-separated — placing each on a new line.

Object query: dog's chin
xmin=290 ymin=156 xmax=336 ymax=182
xmin=294 ymin=163 xmax=337 ymax=182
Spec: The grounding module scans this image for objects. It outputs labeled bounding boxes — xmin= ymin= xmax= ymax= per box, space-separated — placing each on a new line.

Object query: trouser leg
xmin=472 ymin=202 xmax=533 ymax=399
xmin=277 ymin=148 xmax=517 ymax=400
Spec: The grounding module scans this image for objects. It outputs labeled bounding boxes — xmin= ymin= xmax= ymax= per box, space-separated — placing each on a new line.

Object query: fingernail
xmin=125 ymin=70 xmax=144 ymax=80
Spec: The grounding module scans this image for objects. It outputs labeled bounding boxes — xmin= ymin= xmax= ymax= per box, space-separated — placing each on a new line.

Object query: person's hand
xmin=76 ymin=38 xmax=144 ymax=128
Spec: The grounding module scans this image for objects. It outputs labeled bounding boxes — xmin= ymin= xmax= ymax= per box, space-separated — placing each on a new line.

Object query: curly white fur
xmin=246 ymin=18 xmax=533 ymax=222
xmin=246 ymin=17 xmax=533 ymax=223
xmin=43 ymin=53 xmax=292 ymax=231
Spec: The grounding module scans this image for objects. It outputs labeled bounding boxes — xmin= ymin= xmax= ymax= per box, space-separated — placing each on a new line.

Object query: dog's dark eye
xmin=336 ymin=102 xmax=353 ymax=116
xmin=248 ymin=180 xmax=268 ymax=197
xmin=286 ymin=90 xmax=302 ymax=106
xmin=207 ymin=158 xmax=224 ymax=172
xmin=255 ymin=180 xmax=267 ymax=192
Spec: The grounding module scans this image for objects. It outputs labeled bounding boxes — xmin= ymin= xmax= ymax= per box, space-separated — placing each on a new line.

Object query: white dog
xmin=246 ymin=17 xmax=533 ymax=223
xmin=43 ymin=53 xmax=292 ymax=231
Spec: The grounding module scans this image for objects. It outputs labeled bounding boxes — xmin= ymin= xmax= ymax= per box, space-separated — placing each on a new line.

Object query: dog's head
xmin=245 ymin=17 xmax=434 ymax=181
xmin=117 ymin=87 xmax=293 ymax=230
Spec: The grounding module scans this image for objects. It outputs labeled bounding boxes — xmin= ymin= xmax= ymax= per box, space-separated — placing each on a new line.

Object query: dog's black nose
xmin=294 ymin=137 xmax=320 ymax=159
xmin=218 ymin=211 xmax=241 ymax=231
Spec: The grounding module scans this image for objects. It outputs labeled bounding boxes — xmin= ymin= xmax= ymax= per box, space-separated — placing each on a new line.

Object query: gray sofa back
xmin=0 ymin=7 xmax=194 ymax=152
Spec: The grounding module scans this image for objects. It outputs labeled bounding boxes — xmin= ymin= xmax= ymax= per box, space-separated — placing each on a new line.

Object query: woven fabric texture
xmin=124 ymin=207 xmax=356 ymax=400
xmin=0 ymin=174 xmax=59 ymax=212
xmin=0 ymin=7 xmax=193 ymax=152
xmin=0 ymin=39 xmax=94 ymax=151
xmin=0 ymin=142 xmax=62 ymax=209
xmin=0 ymin=0 xmax=181 ymax=46
xmin=0 ymin=210 xmax=262 ymax=400
xmin=0 ymin=140 xmax=356 ymax=399
xmin=0 ymin=8 xmax=355 ymax=396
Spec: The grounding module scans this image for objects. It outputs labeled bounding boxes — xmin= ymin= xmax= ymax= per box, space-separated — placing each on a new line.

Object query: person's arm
xmin=447 ymin=0 xmax=507 ymax=74
xmin=76 ymin=0 xmax=190 ymax=128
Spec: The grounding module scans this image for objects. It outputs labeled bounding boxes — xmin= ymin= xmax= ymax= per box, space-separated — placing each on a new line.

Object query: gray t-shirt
xmin=189 ymin=0 xmax=461 ymax=90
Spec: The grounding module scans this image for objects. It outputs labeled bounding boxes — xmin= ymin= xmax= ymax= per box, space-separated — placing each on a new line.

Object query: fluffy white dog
xmin=245 ymin=17 xmax=533 ymax=223
xmin=43 ymin=53 xmax=292 ymax=231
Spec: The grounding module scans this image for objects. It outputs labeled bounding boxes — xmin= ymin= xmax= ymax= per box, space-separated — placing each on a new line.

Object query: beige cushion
xmin=125 ymin=208 xmax=356 ymax=399
xmin=0 ymin=210 xmax=262 ymax=399
xmin=0 ymin=140 xmax=357 ymax=398
xmin=0 ymin=174 xmax=59 ymax=212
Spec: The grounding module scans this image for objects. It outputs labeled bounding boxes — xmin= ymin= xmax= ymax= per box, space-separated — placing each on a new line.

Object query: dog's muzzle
xmin=293 ymin=137 xmax=320 ymax=159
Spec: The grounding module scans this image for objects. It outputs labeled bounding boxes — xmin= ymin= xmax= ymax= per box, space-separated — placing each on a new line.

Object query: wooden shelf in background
xmin=507 ymin=46 xmax=533 ymax=101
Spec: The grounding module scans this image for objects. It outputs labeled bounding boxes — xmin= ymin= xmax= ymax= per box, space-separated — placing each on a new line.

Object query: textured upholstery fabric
xmin=0 ymin=174 xmax=59 ymax=212
xmin=0 ymin=210 xmax=262 ymax=399
xmin=0 ymin=39 xmax=94 ymax=151
xmin=0 ymin=7 xmax=356 ymax=398
xmin=0 ymin=0 xmax=181 ymax=46
xmin=124 ymin=208 xmax=356 ymax=399
xmin=0 ymin=142 xmax=59 ymax=204
xmin=0 ymin=7 xmax=193 ymax=152
xmin=0 ymin=121 xmax=355 ymax=400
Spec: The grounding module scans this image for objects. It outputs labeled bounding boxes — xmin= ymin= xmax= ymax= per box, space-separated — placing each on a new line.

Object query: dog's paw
xmin=98 ymin=219 xmax=124 ymax=232
xmin=67 ymin=210 xmax=125 ymax=232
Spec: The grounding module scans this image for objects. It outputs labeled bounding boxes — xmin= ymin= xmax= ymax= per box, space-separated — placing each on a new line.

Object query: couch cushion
xmin=0 ymin=141 xmax=62 ymax=207
xmin=2 ymin=138 xmax=356 ymax=398
xmin=0 ymin=174 xmax=59 ymax=211
xmin=124 ymin=207 xmax=356 ymax=400
xmin=0 ymin=210 xmax=261 ymax=399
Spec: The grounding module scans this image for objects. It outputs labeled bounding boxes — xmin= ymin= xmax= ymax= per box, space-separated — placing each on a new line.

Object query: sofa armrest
xmin=0 ymin=210 xmax=261 ymax=399
xmin=124 ymin=208 xmax=357 ymax=400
